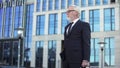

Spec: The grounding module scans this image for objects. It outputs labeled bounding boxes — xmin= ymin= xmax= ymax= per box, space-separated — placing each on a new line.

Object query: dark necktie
xmin=68 ymin=23 xmax=73 ymax=34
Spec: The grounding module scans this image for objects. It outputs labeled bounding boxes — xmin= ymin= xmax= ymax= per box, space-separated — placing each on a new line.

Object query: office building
xmin=0 ymin=0 xmax=120 ymax=68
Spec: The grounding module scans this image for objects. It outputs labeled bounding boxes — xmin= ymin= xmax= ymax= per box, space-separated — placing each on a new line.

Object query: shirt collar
xmin=71 ymin=18 xmax=79 ymax=26
xmin=73 ymin=18 xmax=79 ymax=23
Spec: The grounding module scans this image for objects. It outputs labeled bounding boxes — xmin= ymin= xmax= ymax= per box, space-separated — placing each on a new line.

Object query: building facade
xmin=0 ymin=0 xmax=120 ymax=68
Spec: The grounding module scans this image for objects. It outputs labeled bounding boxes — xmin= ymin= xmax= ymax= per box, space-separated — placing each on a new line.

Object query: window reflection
xmin=42 ymin=0 xmax=47 ymax=11
xmin=36 ymin=41 xmax=44 ymax=68
xmin=4 ymin=7 xmax=12 ymax=38
xmin=68 ymin=0 xmax=72 ymax=7
xmin=90 ymin=38 xmax=99 ymax=66
xmin=14 ymin=6 xmax=23 ymax=37
xmin=104 ymin=8 xmax=115 ymax=31
xmin=0 ymin=0 xmax=2 ymax=3
xmin=48 ymin=40 xmax=56 ymax=68
xmin=81 ymin=0 xmax=86 ymax=7
xmin=48 ymin=14 xmax=58 ymax=35
xmin=55 ymin=0 xmax=59 ymax=10
xmin=61 ymin=12 xmax=68 ymax=34
xmin=48 ymin=0 xmax=53 ymax=10
xmin=96 ymin=0 xmax=100 ymax=5
xmin=88 ymin=0 xmax=93 ymax=6
xmin=36 ymin=0 xmax=40 ymax=12
xmin=81 ymin=11 xmax=85 ymax=21
xmin=104 ymin=37 xmax=115 ymax=66
xmin=61 ymin=0 xmax=66 ymax=9
xmin=103 ymin=0 xmax=108 ymax=5
xmin=74 ymin=0 xmax=79 ymax=6
xmin=89 ymin=10 xmax=100 ymax=32
xmin=36 ymin=15 xmax=45 ymax=35
xmin=25 ymin=4 xmax=34 ymax=64
xmin=0 ymin=8 xmax=3 ymax=38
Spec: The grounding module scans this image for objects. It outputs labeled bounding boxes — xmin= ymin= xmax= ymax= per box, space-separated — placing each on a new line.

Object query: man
xmin=60 ymin=5 xmax=91 ymax=68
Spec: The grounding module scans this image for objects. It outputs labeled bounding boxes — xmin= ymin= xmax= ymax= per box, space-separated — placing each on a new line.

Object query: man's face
xmin=66 ymin=6 xmax=77 ymax=22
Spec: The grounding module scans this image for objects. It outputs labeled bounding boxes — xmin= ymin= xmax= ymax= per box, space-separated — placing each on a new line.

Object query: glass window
xmin=48 ymin=14 xmax=58 ymax=35
xmin=103 ymin=0 xmax=108 ymax=5
xmin=111 ymin=0 xmax=115 ymax=3
xmin=104 ymin=8 xmax=115 ymax=31
xmin=104 ymin=37 xmax=115 ymax=66
xmin=0 ymin=0 xmax=2 ymax=3
xmin=88 ymin=0 xmax=93 ymax=6
xmin=14 ymin=6 xmax=23 ymax=37
xmin=95 ymin=0 xmax=100 ymax=5
xmin=24 ymin=4 xmax=34 ymax=62
xmin=55 ymin=0 xmax=59 ymax=10
xmin=61 ymin=0 xmax=66 ymax=9
xmin=42 ymin=0 xmax=47 ymax=11
xmin=36 ymin=15 xmax=45 ymax=35
xmin=5 ymin=0 xmax=9 ymax=2
xmin=68 ymin=0 xmax=72 ymax=7
xmin=36 ymin=0 xmax=40 ymax=12
xmin=90 ymin=38 xmax=99 ymax=66
xmin=35 ymin=41 xmax=44 ymax=68
xmin=0 ymin=8 xmax=3 ymax=38
xmin=61 ymin=12 xmax=68 ymax=34
xmin=48 ymin=40 xmax=56 ymax=68
xmin=81 ymin=10 xmax=85 ymax=21
xmin=74 ymin=0 xmax=79 ymax=6
xmin=89 ymin=10 xmax=100 ymax=32
xmin=81 ymin=0 xmax=86 ymax=7
xmin=48 ymin=0 xmax=53 ymax=10
xmin=4 ymin=7 xmax=12 ymax=38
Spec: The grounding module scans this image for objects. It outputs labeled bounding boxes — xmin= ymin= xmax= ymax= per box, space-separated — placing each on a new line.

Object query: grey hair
xmin=69 ymin=5 xmax=80 ymax=17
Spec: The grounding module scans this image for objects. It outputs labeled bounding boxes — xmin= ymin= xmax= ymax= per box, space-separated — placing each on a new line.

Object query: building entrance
xmin=0 ymin=38 xmax=23 ymax=66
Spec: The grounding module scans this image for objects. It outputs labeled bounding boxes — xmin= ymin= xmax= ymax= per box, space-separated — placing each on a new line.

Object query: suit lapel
xmin=64 ymin=23 xmax=71 ymax=37
xmin=68 ymin=20 xmax=81 ymax=36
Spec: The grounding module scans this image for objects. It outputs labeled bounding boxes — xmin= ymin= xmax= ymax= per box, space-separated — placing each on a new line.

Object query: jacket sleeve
xmin=82 ymin=23 xmax=91 ymax=62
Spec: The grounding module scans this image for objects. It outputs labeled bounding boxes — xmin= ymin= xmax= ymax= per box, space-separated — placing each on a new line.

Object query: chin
xmin=67 ymin=17 xmax=72 ymax=22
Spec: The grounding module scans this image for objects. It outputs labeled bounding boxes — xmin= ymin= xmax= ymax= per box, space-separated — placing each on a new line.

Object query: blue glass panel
xmin=0 ymin=0 xmax=2 ymax=3
xmin=49 ymin=14 xmax=58 ymax=35
xmin=81 ymin=11 xmax=85 ymax=21
xmin=104 ymin=8 xmax=115 ymax=31
xmin=81 ymin=0 xmax=86 ymax=7
xmin=5 ymin=0 xmax=9 ymax=2
xmin=42 ymin=0 xmax=46 ymax=11
xmin=103 ymin=0 xmax=108 ymax=5
xmin=90 ymin=38 xmax=99 ymax=65
xmin=68 ymin=0 xmax=72 ymax=7
xmin=48 ymin=0 xmax=53 ymax=10
xmin=4 ymin=7 xmax=12 ymax=38
xmin=48 ymin=40 xmax=56 ymax=68
xmin=61 ymin=12 xmax=68 ymax=34
xmin=0 ymin=8 xmax=3 ymax=38
xmin=88 ymin=0 xmax=93 ymax=6
xmin=14 ymin=6 xmax=23 ymax=37
xmin=74 ymin=0 xmax=79 ymax=6
xmin=89 ymin=10 xmax=100 ymax=32
xmin=36 ymin=0 xmax=40 ymax=12
xmin=36 ymin=15 xmax=45 ymax=35
xmin=96 ymin=0 xmax=100 ymax=5
xmin=104 ymin=37 xmax=115 ymax=66
xmin=36 ymin=41 xmax=44 ymax=67
xmin=61 ymin=0 xmax=66 ymax=9
xmin=55 ymin=0 xmax=59 ymax=10
xmin=24 ymin=4 xmax=34 ymax=61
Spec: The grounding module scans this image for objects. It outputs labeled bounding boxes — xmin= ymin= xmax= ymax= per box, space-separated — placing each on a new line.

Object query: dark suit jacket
xmin=61 ymin=20 xmax=91 ymax=64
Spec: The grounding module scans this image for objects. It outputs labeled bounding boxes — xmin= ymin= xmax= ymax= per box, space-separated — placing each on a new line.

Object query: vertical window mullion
xmin=94 ymin=39 xmax=96 ymax=62
xmin=109 ymin=38 xmax=111 ymax=65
